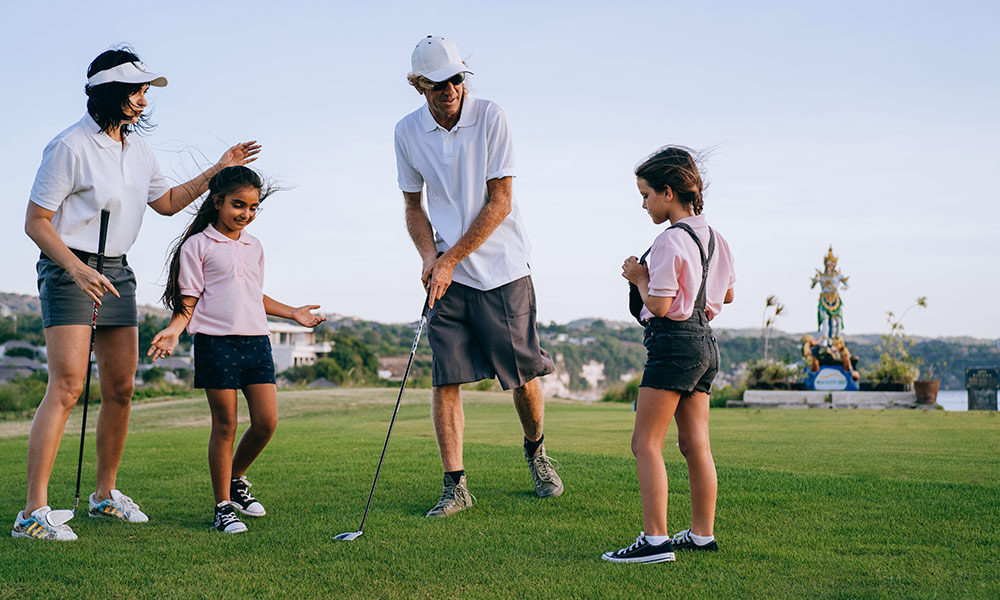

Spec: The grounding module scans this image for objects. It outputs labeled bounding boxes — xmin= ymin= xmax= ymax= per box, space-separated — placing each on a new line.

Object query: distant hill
xmin=3 ymin=290 xmax=997 ymax=392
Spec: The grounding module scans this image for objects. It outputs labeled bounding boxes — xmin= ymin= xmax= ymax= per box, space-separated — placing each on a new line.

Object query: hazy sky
xmin=2 ymin=1 xmax=997 ymax=338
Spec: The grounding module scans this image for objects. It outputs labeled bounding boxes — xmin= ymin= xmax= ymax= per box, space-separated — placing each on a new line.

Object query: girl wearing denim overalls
xmin=602 ymin=147 xmax=736 ymax=564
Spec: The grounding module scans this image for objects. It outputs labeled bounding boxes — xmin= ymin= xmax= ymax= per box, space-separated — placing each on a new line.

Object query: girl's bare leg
xmin=674 ymin=391 xmax=717 ymax=536
xmin=631 ymin=387 xmax=681 ymax=536
xmin=231 ymin=383 xmax=277 ymax=477
xmin=206 ymin=389 xmax=239 ymax=504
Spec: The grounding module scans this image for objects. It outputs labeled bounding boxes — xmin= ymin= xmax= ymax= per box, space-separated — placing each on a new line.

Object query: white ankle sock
xmin=690 ymin=532 xmax=715 ymax=545
xmin=645 ymin=534 xmax=670 ymax=546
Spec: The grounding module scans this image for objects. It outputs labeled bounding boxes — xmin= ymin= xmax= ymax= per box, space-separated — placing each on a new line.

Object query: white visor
xmin=87 ymin=61 xmax=168 ymax=88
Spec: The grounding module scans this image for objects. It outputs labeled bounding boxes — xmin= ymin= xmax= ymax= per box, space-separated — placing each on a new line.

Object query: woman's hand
xmin=70 ymin=264 xmax=120 ymax=305
xmin=622 ymin=256 xmax=650 ymax=287
xmin=147 ymin=328 xmax=181 ymax=362
xmin=216 ymin=141 xmax=262 ymax=169
xmin=291 ymin=305 xmax=327 ymax=328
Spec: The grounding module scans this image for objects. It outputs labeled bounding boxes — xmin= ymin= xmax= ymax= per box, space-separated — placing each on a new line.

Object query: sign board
xmin=814 ymin=367 xmax=849 ymax=391
xmin=966 ymin=367 xmax=999 ymax=411
xmin=966 ymin=367 xmax=999 ymax=390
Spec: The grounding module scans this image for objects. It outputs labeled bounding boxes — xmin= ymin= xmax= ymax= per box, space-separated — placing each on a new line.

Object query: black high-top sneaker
xmin=230 ymin=476 xmax=266 ymax=517
xmin=213 ymin=501 xmax=248 ymax=534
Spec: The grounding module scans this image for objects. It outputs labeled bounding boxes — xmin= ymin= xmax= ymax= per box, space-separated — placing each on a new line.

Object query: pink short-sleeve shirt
xmin=641 ymin=214 xmax=736 ymax=322
xmin=178 ymin=225 xmax=268 ymax=336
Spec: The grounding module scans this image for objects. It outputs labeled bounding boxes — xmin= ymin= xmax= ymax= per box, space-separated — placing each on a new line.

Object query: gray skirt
xmin=37 ymin=250 xmax=138 ymax=328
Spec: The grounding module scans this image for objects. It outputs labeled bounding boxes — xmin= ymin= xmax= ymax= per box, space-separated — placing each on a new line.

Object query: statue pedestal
xmin=804 ymin=365 xmax=859 ymax=391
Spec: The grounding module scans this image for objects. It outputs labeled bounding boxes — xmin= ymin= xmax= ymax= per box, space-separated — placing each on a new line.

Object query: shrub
xmin=5 ymin=346 xmax=37 ymax=359
xmin=711 ymin=383 xmax=744 ymax=408
xmin=745 ymin=359 xmax=798 ymax=390
xmin=0 ymin=374 xmax=47 ymax=414
xmin=141 ymin=366 xmax=166 ymax=383
xmin=602 ymin=377 xmax=640 ymax=403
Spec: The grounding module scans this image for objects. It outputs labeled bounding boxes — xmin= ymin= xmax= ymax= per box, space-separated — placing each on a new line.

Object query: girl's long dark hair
xmin=634 ymin=146 xmax=706 ymax=215
xmin=85 ymin=46 xmax=155 ymax=138
xmin=162 ymin=166 xmax=274 ymax=316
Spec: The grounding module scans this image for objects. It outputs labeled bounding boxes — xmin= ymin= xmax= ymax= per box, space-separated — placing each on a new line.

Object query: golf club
xmin=54 ymin=208 xmax=110 ymax=524
xmin=334 ymin=294 xmax=430 ymax=541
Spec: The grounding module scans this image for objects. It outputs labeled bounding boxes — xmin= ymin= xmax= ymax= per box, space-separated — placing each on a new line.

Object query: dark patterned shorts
xmin=193 ymin=334 xmax=276 ymax=390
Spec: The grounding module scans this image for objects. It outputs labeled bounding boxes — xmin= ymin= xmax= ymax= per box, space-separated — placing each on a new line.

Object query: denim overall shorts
xmin=629 ymin=222 xmax=720 ymax=395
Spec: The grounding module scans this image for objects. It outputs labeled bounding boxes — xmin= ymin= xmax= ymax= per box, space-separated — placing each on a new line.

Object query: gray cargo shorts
xmin=428 ymin=275 xmax=555 ymax=390
xmin=37 ymin=250 xmax=138 ymax=328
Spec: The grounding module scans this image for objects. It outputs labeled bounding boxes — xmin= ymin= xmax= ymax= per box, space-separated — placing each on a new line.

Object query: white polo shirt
xmin=394 ymin=96 xmax=532 ymax=291
xmin=29 ymin=114 xmax=172 ymax=257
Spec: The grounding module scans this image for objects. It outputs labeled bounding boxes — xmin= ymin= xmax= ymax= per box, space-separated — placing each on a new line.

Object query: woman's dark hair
xmin=85 ymin=46 xmax=154 ymax=137
xmin=634 ymin=146 xmax=705 ymax=215
xmin=162 ymin=166 xmax=275 ymax=315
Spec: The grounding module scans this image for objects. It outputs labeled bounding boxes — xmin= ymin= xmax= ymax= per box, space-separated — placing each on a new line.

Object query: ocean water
xmin=936 ymin=389 xmax=1000 ymax=412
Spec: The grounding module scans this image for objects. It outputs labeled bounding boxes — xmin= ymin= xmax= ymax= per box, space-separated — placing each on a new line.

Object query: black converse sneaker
xmin=671 ymin=528 xmax=719 ymax=551
xmin=230 ymin=476 xmax=266 ymax=517
xmin=213 ymin=501 xmax=248 ymax=534
xmin=601 ymin=532 xmax=676 ymax=564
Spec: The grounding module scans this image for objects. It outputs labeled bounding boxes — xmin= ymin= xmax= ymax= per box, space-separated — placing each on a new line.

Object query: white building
xmin=267 ymin=322 xmax=332 ymax=373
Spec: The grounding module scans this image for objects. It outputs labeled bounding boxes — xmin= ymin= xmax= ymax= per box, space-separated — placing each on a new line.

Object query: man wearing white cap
xmin=14 ymin=46 xmax=260 ymax=541
xmin=394 ymin=36 xmax=563 ymax=518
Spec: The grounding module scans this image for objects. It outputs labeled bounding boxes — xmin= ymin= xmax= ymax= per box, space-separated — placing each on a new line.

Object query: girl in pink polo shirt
xmin=603 ymin=147 xmax=736 ymax=564
xmin=147 ymin=166 xmax=325 ymax=534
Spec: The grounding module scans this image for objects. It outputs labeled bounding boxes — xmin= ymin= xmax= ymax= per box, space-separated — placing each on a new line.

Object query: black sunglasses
xmin=426 ymin=73 xmax=465 ymax=91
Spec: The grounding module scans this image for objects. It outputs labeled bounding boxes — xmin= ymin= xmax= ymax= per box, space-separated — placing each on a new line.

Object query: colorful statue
xmin=811 ymin=246 xmax=849 ymax=345
xmin=801 ymin=334 xmax=860 ymax=391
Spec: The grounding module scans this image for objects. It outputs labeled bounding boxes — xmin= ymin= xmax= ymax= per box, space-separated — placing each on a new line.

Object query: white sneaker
xmin=89 ymin=489 xmax=149 ymax=523
xmin=11 ymin=506 xmax=78 ymax=541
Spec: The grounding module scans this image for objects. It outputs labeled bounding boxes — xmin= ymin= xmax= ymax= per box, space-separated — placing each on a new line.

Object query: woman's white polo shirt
xmin=29 ymin=114 xmax=172 ymax=256
xmin=394 ymin=96 xmax=532 ymax=291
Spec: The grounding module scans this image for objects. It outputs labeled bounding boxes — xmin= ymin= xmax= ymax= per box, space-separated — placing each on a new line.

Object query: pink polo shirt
xmin=178 ymin=224 xmax=269 ymax=336
xmin=641 ymin=214 xmax=736 ymax=322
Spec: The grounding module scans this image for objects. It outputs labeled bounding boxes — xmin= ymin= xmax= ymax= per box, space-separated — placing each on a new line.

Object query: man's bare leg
xmin=512 ymin=377 xmax=543 ymax=442
xmin=431 ymin=384 xmax=464 ymax=471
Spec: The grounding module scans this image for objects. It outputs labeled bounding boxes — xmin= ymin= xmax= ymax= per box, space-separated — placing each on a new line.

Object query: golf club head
xmin=333 ymin=530 xmax=363 ymax=541
xmin=47 ymin=509 xmax=75 ymax=525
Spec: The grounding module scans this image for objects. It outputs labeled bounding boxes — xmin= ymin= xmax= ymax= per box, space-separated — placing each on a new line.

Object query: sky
xmin=1 ymin=1 xmax=998 ymax=338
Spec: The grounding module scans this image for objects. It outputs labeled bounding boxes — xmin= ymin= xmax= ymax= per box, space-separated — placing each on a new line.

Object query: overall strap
xmin=668 ymin=222 xmax=716 ymax=312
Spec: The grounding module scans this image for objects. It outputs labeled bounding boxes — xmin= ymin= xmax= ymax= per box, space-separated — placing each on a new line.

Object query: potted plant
xmin=914 ymin=361 xmax=941 ymax=405
xmin=861 ymin=297 xmax=926 ymax=391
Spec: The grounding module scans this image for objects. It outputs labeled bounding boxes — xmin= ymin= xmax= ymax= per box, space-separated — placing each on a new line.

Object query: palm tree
xmin=762 ymin=295 xmax=785 ymax=362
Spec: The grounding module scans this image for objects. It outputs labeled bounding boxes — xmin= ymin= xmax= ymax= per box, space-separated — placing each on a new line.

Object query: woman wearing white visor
xmin=14 ymin=46 xmax=260 ymax=540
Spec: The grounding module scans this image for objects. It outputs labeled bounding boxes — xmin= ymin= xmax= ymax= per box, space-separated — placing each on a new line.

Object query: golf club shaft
xmin=73 ymin=209 xmax=110 ymax=514
xmin=355 ymin=296 xmax=430 ymax=533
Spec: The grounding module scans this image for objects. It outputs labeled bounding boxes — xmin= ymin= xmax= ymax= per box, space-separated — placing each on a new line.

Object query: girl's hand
xmin=622 ymin=256 xmax=650 ymax=286
xmin=70 ymin=264 xmax=120 ymax=305
xmin=292 ymin=305 xmax=327 ymax=328
xmin=216 ymin=141 xmax=262 ymax=169
xmin=147 ymin=329 xmax=180 ymax=362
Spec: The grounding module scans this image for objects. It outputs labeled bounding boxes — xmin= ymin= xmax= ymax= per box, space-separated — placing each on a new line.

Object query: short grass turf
xmin=1 ymin=390 xmax=998 ymax=599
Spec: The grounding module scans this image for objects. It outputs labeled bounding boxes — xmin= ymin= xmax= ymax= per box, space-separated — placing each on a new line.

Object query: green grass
xmin=2 ymin=390 xmax=998 ymax=599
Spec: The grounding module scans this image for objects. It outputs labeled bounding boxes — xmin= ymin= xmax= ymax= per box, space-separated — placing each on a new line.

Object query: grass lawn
xmin=1 ymin=389 xmax=998 ymax=599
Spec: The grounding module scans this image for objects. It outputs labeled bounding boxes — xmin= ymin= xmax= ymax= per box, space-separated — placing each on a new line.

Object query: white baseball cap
xmin=87 ymin=61 xmax=168 ymax=88
xmin=410 ymin=36 xmax=473 ymax=82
